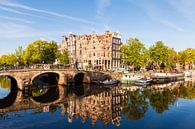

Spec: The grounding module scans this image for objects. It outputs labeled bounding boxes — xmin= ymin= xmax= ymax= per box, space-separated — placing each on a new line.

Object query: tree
xmin=15 ymin=46 xmax=25 ymax=65
xmin=148 ymin=41 xmax=169 ymax=69
xmin=24 ymin=40 xmax=59 ymax=64
xmin=59 ymin=49 xmax=69 ymax=65
xmin=167 ymin=48 xmax=177 ymax=69
xmin=121 ymin=38 xmax=146 ymax=71
xmin=43 ymin=41 xmax=59 ymax=64
xmin=178 ymin=48 xmax=195 ymax=69
xmin=0 ymin=54 xmax=17 ymax=65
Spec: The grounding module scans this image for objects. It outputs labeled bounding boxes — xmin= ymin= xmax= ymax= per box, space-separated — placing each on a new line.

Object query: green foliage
xmin=120 ymin=38 xmax=195 ymax=70
xmin=0 ymin=54 xmax=17 ymax=65
xmin=148 ymin=41 xmax=169 ymax=67
xmin=15 ymin=46 xmax=25 ymax=65
xmin=0 ymin=76 xmax=11 ymax=90
xmin=178 ymin=48 xmax=195 ymax=65
xmin=122 ymin=90 xmax=148 ymax=120
xmin=121 ymin=38 xmax=146 ymax=68
xmin=59 ymin=49 xmax=69 ymax=65
xmin=24 ymin=40 xmax=59 ymax=64
xmin=167 ymin=48 xmax=177 ymax=69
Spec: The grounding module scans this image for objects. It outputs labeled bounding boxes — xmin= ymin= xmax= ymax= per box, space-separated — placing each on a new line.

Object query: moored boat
xmin=134 ymin=78 xmax=153 ymax=86
xmin=101 ymin=79 xmax=120 ymax=85
xmin=120 ymin=74 xmax=143 ymax=84
xmin=184 ymin=71 xmax=192 ymax=77
xmin=152 ymin=72 xmax=184 ymax=84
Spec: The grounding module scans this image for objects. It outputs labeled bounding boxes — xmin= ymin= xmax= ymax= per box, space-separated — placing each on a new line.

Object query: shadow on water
xmin=32 ymin=86 xmax=59 ymax=103
xmin=0 ymin=76 xmax=18 ymax=109
xmin=74 ymin=73 xmax=84 ymax=85
xmin=32 ymin=72 xmax=59 ymax=87
xmin=31 ymin=73 xmax=60 ymax=103
xmin=73 ymin=84 xmax=84 ymax=96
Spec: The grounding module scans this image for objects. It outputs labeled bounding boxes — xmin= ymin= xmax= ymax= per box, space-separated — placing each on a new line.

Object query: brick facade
xmin=60 ymin=31 xmax=122 ymax=70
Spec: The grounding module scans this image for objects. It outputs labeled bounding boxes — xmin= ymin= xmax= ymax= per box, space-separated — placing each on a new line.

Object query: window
xmin=93 ymin=53 xmax=95 ymax=56
xmin=113 ymin=45 xmax=115 ymax=50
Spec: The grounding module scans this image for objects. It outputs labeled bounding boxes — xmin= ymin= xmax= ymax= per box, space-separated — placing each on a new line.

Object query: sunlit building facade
xmin=60 ymin=31 xmax=122 ymax=70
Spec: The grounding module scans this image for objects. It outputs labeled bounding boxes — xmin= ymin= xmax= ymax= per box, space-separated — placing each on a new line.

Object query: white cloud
xmin=0 ymin=6 xmax=29 ymax=15
xmin=0 ymin=0 xmax=97 ymax=25
xmin=96 ymin=0 xmax=112 ymax=31
xmin=130 ymin=1 xmax=184 ymax=32
xmin=96 ymin=0 xmax=112 ymax=18
xmin=160 ymin=20 xmax=184 ymax=32
xmin=0 ymin=15 xmax=33 ymax=24
xmin=168 ymin=0 xmax=195 ymax=23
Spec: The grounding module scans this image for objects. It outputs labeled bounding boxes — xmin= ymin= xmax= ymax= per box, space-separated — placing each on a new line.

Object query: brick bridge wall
xmin=0 ymin=69 xmax=121 ymax=90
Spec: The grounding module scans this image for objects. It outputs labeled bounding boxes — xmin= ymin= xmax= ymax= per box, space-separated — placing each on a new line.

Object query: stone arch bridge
xmin=0 ymin=69 xmax=121 ymax=90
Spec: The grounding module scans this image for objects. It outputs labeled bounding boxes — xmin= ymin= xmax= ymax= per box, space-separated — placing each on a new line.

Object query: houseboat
xmin=151 ymin=72 xmax=184 ymax=84
xmin=121 ymin=74 xmax=143 ymax=84
xmin=134 ymin=78 xmax=153 ymax=86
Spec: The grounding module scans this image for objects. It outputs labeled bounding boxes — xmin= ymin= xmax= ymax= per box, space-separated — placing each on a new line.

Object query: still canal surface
xmin=0 ymin=76 xmax=195 ymax=129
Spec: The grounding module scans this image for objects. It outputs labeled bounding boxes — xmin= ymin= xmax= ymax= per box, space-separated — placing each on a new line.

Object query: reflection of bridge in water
xmin=1 ymin=80 xmax=195 ymax=126
xmin=0 ymin=83 xmax=128 ymax=126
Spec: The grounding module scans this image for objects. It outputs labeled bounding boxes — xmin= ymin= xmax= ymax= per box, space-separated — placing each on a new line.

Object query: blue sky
xmin=0 ymin=0 xmax=194 ymax=55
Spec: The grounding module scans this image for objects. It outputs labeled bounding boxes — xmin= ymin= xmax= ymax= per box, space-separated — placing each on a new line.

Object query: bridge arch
xmin=31 ymin=71 xmax=67 ymax=86
xmin=74 ymin=72 xmax=90 ymax=84
xmin=0 ymin=76 xmax=18 ymax=109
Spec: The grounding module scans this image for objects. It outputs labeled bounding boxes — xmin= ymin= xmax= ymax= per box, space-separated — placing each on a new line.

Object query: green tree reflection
xmin=122 ymin=90 xmax=148 ymax=120
xmin=177 ymin=82 xmax=195 ymax=99
xmin=0 ymin=76 xmax=11 ymax=90
xmin=122 ymin=82 xmax=195 ymax=118
xmin=147 ymin=89 xmax=177 ymax=113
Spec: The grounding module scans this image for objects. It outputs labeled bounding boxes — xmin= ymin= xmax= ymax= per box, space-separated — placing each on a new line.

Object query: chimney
xmin=105 ymin=30 xmax=110 ymax=34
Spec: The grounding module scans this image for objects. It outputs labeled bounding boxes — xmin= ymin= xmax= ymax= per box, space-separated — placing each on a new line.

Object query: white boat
xmin=121 ymin=74 xmax=143 ymax=84
xmin=135 ymin=78 xmax=153 ymax=86
xmin=102 ymin=79 xmax=120 ymax=85
xmin=152 ymin=72 xmax=184 ymax=84
xmin=184 ymin=71 xmax=192 ymax=77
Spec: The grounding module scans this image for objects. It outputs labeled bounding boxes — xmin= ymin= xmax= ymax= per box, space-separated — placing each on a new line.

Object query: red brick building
xmin=60 ymin=31 xmax=122 ymax=70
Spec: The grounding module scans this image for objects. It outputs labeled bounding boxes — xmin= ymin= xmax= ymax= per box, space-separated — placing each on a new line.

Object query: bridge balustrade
xmin=0 ymin=64 xmax=70 ymax=71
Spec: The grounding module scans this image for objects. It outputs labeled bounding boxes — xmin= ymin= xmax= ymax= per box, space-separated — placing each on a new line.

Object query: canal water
xmin=0 ymin=76 xmax=195 ymax=129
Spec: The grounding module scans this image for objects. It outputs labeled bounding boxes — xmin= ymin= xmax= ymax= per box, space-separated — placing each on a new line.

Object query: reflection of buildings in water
xmin=65 ymin=87 xmax=128 ymax=127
